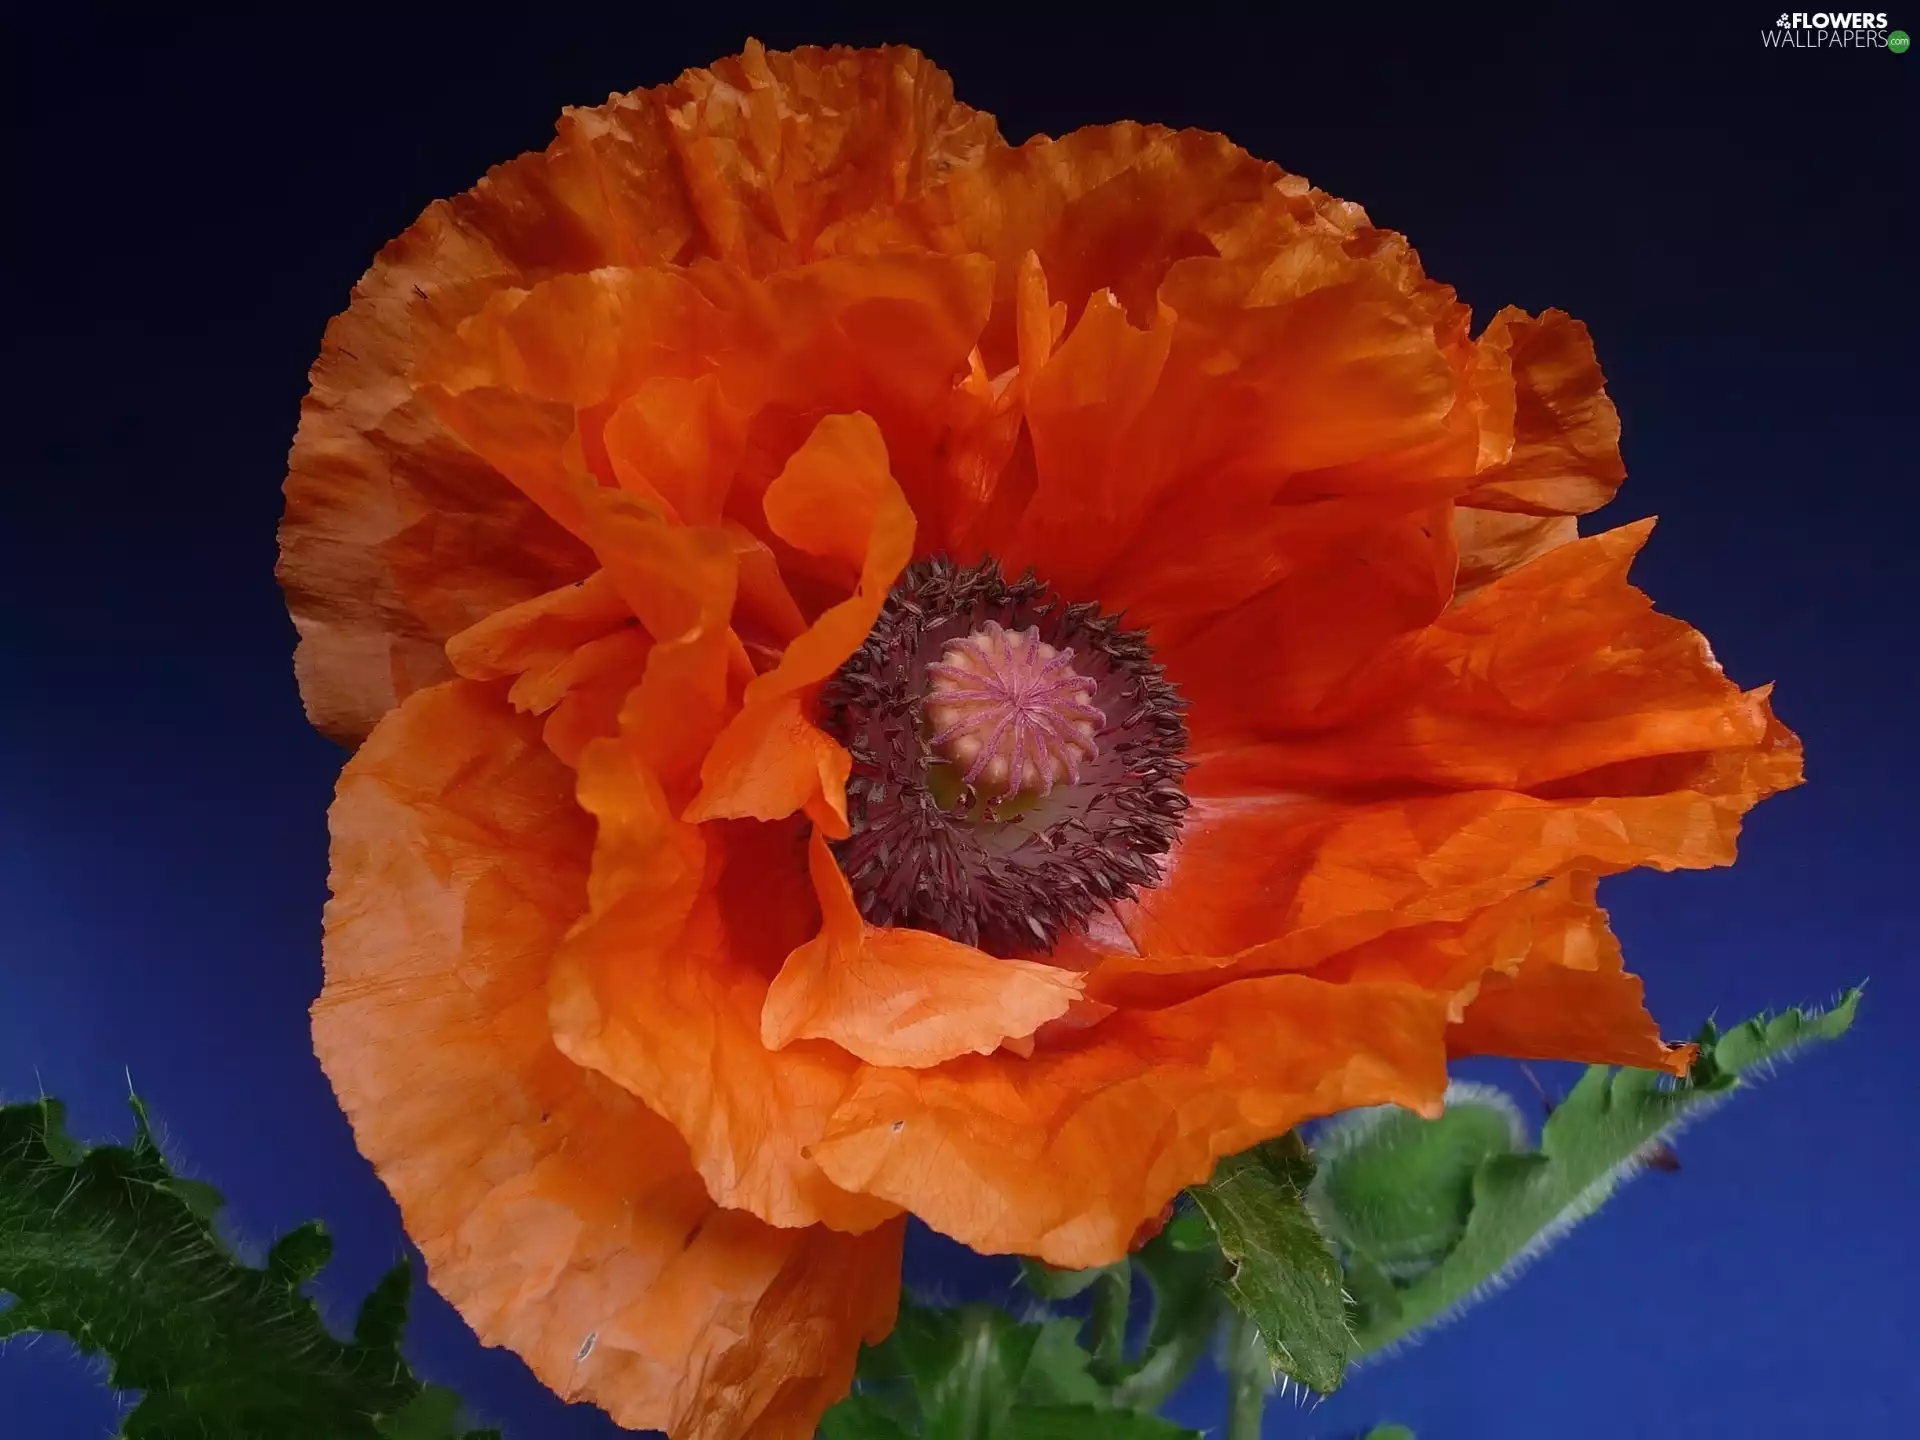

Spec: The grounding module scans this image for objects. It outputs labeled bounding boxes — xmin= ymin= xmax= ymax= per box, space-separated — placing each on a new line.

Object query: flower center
xmin=820 ymin=557 xmax=1189 ymax=957
xmin=925 ymin=622 xmax=1102 ymax=800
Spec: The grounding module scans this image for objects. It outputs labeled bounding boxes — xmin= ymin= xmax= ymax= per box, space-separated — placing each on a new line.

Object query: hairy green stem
xmin=1225 ymin=1312 xmax=1267 ymax=1440
xmin=1108 ymin=1321 xmax=1212 ymax=1412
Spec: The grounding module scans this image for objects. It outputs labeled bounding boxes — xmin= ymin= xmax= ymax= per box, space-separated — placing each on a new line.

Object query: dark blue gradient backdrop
xmin=3 ymin=12 xmax=1913 ymax=1438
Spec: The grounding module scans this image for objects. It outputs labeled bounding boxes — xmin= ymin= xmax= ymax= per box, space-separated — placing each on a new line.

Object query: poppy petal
xmin=763 ymin=830 xmax=1083 ymax=1067
xmin=685 ymin=414 xmax=916 ymax=835
xmin=810 ymin=971 xmax=1452 ymax=1269
xmin=604 ymin=373 xmax=749 ymax=527
xmin=282 ymin=43 xmax=998 ymax=747
xmin=553 ymin=699 xmax=899 ymax=1235
xmin=1110 ymin=744 xmax=1789 ymax=997
xmin=1462 ymin=308 xmax=1625 ymax=516
xmin=1453 ymin=509 xmax=1580 ymax=597
xmin=445 ymin=569 xmax=635 ymax=689
xmin=1158 ymin=505 xmax=1457 ymax=744
xmin=1448 ymin=873 xmax=1692 ymax=1075
xmin=314 ymin=679 xmax=901 ymax=1438
xmin=997 ymin=289 xmax=1177 ymax=596
xmin=1184 ymin=522 xmax=1799 ymax=791
xmin=1001 ymin=243 xmax=1461 ymax=628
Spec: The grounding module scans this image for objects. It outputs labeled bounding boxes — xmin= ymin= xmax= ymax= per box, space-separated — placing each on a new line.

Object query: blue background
xmin=3 ymin=11 xmax=1912 ymax=1438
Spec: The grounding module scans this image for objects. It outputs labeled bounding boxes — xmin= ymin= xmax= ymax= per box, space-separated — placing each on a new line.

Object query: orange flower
xmin=280 ymin=41 xmax=1799 ymax=1438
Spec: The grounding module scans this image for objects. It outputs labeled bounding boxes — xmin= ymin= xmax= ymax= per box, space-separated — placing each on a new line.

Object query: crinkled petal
xmin=761 ymin=410 xmax=900 ymax=582
xmin=314 ymin=679 xmax=901 ymax=1439
xmin=632 ymin=41 xmax=1002 ymax=272
xmin=996 ymin=290 xmax=1176 ymax=595
xmin=1156 ymin=506 xmax=1457 ymax=743
xmin=685 ymin=414 xmax=916 ymax=834
xmin=280 ymin=294 xmax=592 ymax=746
xmin=1184 ymin=522 xmax=1800 ymax=791
xmin=1452 ymin=508 xmax=1579 ymax=597
xmin=998 ymin=262 xmax=1459 ymax=609
xmin=574 ymin=488 xmax=744 ymax=807
xmin=1448 ymin=873 xmax=1692 ymax=1075
xmin=1461 ymin=308 xmax=1625 ymax=516
xmin=445 ymin=569 xmax=635 ymax=687
xmin=980 ymin=189 xmax=1472 ymax=630
xmin=604 ymin=373 xmax=749 ymax=526
xmin=810 ymin=972 xmax=1451 ymax=1269
xmin=693 ymin=254 xmax=993 ymax=559
xmin=763 ymin=830 xmax=1082 ymax=1067
xmin=553 ymin=698 xmax=898 ymax=1235
xmin=282 ymin=42 xmax=999 ymax=747
xmin=1108 ymin=755 xmax=1788 ymax=995
xmin=810 ymin=866 xmax=1695 ymax=1265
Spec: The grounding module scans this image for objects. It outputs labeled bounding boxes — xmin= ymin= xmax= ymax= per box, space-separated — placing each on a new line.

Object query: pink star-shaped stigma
xmin=924 ymin=620 xmax=1104 ymax=799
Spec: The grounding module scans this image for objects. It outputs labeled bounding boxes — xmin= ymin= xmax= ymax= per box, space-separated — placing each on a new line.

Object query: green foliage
xmin=828 ymin=1300 xmax=1202 ymax=1440
xmin=1345 ymin=989 xmax=1862 ymax=1352
xmin=1185 ymin=1133 xmax=1352 ymax=1395
xmin=0 ymin=1094 xmax=496 ymax=1440
xmin=1002 ymin=1406 xmax=1198 ymax=1439
xmin=1312 ymin=1085 xmax=1524 ymax=1277
xmin=8 ymin=988 xmax=1858 ymax=1440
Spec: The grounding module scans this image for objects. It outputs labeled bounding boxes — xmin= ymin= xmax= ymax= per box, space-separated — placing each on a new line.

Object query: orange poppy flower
xmin=280 ymin=41 xmax=1800 ymax=1438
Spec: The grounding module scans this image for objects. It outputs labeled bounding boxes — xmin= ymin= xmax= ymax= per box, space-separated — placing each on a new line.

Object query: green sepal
xmin=1186 ymin=1133 xmax=1352 ymax=1395
xmin=1353 ymin=989 xmax=1863 ymax=1353
xmin=1362 ymin=1426 xmax=1417 ymax=1440
xmin=0 ymin=1094 xmax=493 ymax=1439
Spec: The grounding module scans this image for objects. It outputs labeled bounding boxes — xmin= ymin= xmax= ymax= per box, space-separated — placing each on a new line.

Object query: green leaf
xmin=35 ymin=1097 xmax=86 ymax=1167
xmin=819 ymin=1392 xmax=918 ymax=1440
xmin=0 ymin=1094 xmax=477 ymax=1439
xmin=1362 ymin=1426 xmax=1417 ymax=1440
xmin=1704 ymin=987 xmax=1862 ymax=1076
xmin=267 ymin=1220 xmax=335 ymax=1287
xmin=883 ymin=1301 xmax=1049 ymax=1440
xmin=1014 ymin=1318 xmax=1108 ymax=1407
xmin=829 ymin=1299 xmax=1163 ymax=1440
xmin=1004 ymin=1404 xmax=1201 ymax=1439
xmin=374 ymin=1386 xmax=499 ymax=1439
xmin=356 ymin=1260 xmax=415 ymax=1353
xmin=1186 ymin=1133 xmax=1352 ymax=1395
xmin=160 ymin=1175 xmax=227 ymax=1225
xmin=374 ymin=1388 xmax=462 ymax=1439
xmin=1312 ymin=1083 xmax=1525 ymax=1277
xmin=1354 ymin=989 xmax=1863 ymax=1354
